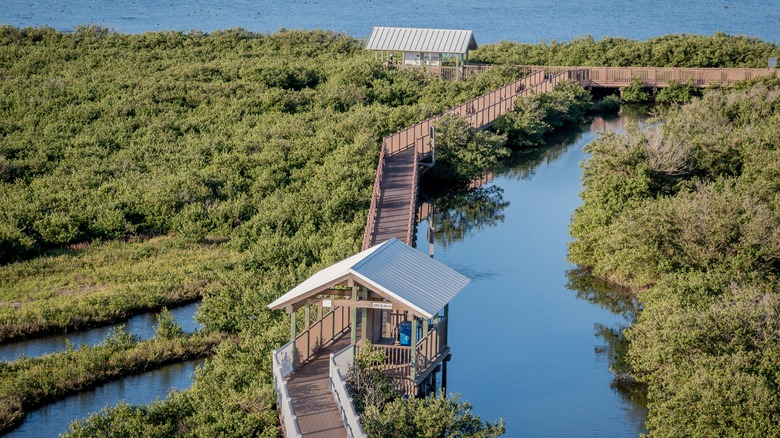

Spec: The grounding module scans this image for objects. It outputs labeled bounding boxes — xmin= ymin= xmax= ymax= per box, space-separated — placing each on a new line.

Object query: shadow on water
xmin=0 ymin=301 xmax=202 ymax=362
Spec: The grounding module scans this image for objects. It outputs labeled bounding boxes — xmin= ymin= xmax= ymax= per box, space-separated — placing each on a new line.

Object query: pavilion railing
xmin=293 ymin=305 xmax=350 ymax=369
xmin=354 ymin=316 xmax=449 ymax=396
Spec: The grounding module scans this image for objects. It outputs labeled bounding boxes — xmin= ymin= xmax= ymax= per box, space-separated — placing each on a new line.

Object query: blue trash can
xmin=399 ymin=321 xmax=411 ymax=346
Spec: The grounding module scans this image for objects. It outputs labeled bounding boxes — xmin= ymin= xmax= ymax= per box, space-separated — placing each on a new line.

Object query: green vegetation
xmin=0 ymin=26 xmax=527 ymax=436
xmin=0 ymin=236 xmax=237 ymax=341
xmin=568 ymin=78 xmax=780 ymax=436
xmin=0 ymin=325 xmax=226 ymax=433
xmin=346 ymin=346 xmax=505 ymax=437
xmin=471 ymin=33 xmax=780 ymax=67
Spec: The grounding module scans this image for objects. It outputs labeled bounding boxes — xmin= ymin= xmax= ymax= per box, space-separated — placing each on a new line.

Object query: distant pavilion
xmin=366 ymin=26 xmax=478 ymax=78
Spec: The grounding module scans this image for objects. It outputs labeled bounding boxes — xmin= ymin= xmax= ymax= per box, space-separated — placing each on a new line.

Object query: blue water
xmin=1 ymin=0 xmax=778 ymax=43
xmin=6 ymin=359 xmax=205 ymax=438
xmin=416 ymin=115 xmax=647 ymax=437
xmin=0 ymin=301 xmax=201 ymax=362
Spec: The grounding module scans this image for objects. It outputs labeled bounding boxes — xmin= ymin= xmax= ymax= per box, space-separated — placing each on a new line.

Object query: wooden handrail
xmin=361 ymin=141 xmax=386 ymax=250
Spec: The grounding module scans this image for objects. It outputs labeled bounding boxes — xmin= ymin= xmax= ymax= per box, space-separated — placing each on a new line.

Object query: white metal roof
xmin=366 ymin=27 xmax=478 ymax=55
xmin=267 ymin=238 xmax=470 ymax=318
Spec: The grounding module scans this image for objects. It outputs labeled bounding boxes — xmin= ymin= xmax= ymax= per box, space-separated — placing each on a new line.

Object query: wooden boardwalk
xmin=367 ymin=147 xmax=417 ymax=247
xmin=279 ymin=64 xmax=780 ymax=437
xmin=286 ymin=333 xmax=353 ymax=438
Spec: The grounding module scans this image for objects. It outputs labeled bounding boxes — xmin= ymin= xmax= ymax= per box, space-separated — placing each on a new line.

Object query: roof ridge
xmin=352 ymin=238 xmax=397 ymax=270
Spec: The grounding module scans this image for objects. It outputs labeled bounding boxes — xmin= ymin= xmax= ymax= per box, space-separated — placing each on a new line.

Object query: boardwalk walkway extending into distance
xmin=361 ymin=65 xmax=780 ymax=251
xmin=278 ymin=65 xmax=780 ymax=438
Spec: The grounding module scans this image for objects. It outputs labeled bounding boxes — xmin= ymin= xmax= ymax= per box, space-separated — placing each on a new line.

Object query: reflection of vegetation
xmin=567 ymin=268 xmax=647 ymax=417
xmin=426 ymin=186 xmax=509 ymax=248
xmin=594 ymin=324 xmax=648 ymax=417
xmin=566 ymin=268 xmax=641 ymax=321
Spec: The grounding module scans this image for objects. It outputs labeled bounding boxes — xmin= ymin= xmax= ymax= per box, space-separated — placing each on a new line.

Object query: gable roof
xmin=366 ymin=27 xmax=478 ymax=55
xmin=267 ymin=238 xmax=470 ymax=319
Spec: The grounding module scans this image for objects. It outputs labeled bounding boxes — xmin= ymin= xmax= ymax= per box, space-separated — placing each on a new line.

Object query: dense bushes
xmin=568 ymin=78 xmax=780 ymax=436
xmin=0 ymin=27 xmax=532 ymax=435
xmin=471 ymin=33 xmax=780 ymax=68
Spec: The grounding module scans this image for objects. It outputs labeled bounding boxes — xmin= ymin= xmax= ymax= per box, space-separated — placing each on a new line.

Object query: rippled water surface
xmin=1 ymin=0 xmax=778 ymax=43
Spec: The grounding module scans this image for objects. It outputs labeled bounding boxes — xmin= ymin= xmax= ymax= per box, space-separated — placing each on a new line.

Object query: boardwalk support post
xmin=411 ymin=318 xmax=418 ymax=381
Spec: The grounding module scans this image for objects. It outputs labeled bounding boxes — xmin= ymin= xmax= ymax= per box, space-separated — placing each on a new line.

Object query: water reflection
xmin=0 ymin=301 xmax=202 ymax=362
xmin=416 ymin=114 xmax=648 ymax=436
xmin=566 ymin=268 xmax=648 ymax=422
xmin=422 ymin=186 xmax=509 ymax=249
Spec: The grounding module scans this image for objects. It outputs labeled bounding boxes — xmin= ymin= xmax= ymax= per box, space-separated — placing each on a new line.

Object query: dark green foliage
xmin=568 ymin=81 xmax=780 ymax=436
xmin=430 ymin=114 xmax=509 ymax=182
xmin=155 ymin=307 xmax=185 ymax=339
xmin=345 ymin=344 xmax=395 ymax=413
xmin=345 ymin=346 xmax=505 ymax=437
xmin=471 ymin=33 xmax=780 ymax=68
xmin=493 ymin=80 xmax=593 ymax=148
xmin=620 ymin=78 xmax=652 ymax=103
xmin=655 ymin=80 xmax=701 ymax=104
xmin=362 ymin=394 xmax=505 ymax=438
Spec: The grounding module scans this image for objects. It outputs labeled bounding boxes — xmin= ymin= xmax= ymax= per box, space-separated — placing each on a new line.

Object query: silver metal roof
xmin=366 ymin=26 xmax=478 ymax=55
xmin=267 ymin=238 xmax=470 ymax=318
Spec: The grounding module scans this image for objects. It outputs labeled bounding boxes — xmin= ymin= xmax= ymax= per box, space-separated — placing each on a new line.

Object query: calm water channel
xmin=0 ymin=301 xmax=202 ymax=362
xmin=416 ymin=114 xmax=647 ymax=437
xmin=6 ymin=359 xmax=205 ymax=438
xmin=2 ymin=0 xmax=778 ymax=43
xmin=2 ymin=1 xmax=778 ymax=436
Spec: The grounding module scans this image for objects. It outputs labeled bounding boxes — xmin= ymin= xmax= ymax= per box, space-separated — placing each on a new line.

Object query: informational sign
xmin=322 ymin=299 xmax=332 ymax=308
xmin=372 ymin=302 xmax=393 ymax=310
xmin=770 ymin=58 xmax=778 ymax=68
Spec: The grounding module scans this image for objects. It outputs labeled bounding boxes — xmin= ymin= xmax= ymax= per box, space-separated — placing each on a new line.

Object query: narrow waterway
xmin=6 ymin=358 xmax=205 ymax=437
xmin=417 ymin=114 xmax=647 ymax=437
xmin=0 ymin=301 xmax=201 ymax=362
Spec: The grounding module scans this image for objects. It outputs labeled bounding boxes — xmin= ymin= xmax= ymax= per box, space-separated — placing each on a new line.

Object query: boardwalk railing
xmin=403 ymin=63 xmax=780 ymax=87
xmin=272 ymin=341 xmax=303 ymax=438
xmin=330 ymin=346 xmax=368 ymax=438
xmin=362 ymin=68 xmax=568 ymax=250
xmin=361 ymin=144 xmax=386 ymax=250
xmin=294 ymin=305 xmax=350 ymax=368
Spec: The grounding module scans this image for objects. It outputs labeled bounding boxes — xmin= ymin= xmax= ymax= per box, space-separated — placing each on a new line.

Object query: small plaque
xmin=372 ymin=302 xmax=393 ymax=310
xmin=322 ymin=299 xmax=332 ymax=308
xmin=770 ymin=58 xmax=778 ymax=68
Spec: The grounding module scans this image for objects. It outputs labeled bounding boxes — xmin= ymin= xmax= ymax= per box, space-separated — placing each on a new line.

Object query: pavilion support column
xmin=304 ymin=304 xmax=310 ymax=357
xmin=422 ymin=318 xmax=430 ymax=369
xmin=290 ymin=310 xmax=297 ymax=367
xmin=350 ymin=282 xmax=358 ymax=346
xmin=456 ymin=55 xmax=461 ymax=80
xmin=444 ymin=303 xmax=449 ymax=346
xmin=411 ymin=318 xmax=419 ymax=381
xmin=361 ymin=288 xmax=368 ymax=343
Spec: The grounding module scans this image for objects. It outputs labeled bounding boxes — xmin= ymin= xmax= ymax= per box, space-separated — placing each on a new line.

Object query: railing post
xmin=351 ymin=283 xmax=358 ymax=345
xmin=410 ymin=318 xmax=418 ymax=381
